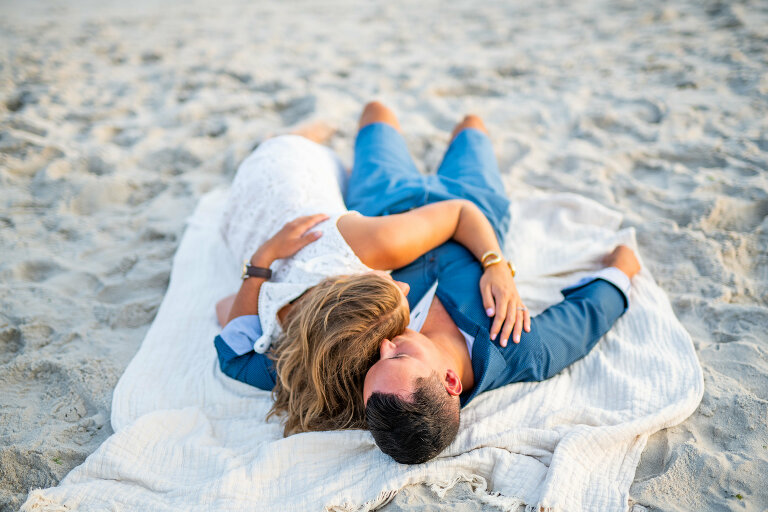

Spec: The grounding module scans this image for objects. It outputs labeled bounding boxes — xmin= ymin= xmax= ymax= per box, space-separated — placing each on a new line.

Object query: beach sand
xmin=1 ymin=0 xmax=766 ymax=510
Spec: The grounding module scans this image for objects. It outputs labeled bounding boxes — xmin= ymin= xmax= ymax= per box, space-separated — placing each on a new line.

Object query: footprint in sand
xmin=19 ymin=323 xmax=55 ymax=352
xmin=111 ymin=127 xmax=143 ymax=148
xmin=140 ymin=147 xmax=201 ymax=176
xmin=4 ymin=89 xmax=36 ymax=112
xmin=93 ymin=300 xmax=160 ymax=330
xmin=272 ymin=94 xmax=318 ymax=125
xmin=631 ymin=161 xmax=697 ymax=195
xmin=69 ymin=178 xmax=134 ymax=215
xmin=700 ymin=197 xmax=768 ymax=233
xmin=431 ymin=82 xmax=504 ymax=98
xmin=97 ymin=271 xmax=170 ymax=305
xmin=0 ymin=320 xmax=22 ymax=366
xmin=657 ymin=146 xmax=728 ymax=172
xmin=12 ymin=260 xmax=64 ymax=283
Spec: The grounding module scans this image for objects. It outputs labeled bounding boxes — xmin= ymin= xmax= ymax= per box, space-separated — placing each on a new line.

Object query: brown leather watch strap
xmin=242 ymin=263 xmax=272 ymax=280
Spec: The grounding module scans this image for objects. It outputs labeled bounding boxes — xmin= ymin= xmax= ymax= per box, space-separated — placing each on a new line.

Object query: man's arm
xmin=492 ymin=246 xmax=640 ymax=384
xmin=214 ymin=315 xmax=276 ymax=390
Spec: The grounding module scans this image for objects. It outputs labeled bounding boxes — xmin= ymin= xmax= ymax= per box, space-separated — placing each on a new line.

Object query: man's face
xmin=363 ymin=328 xmax=444 ymax=403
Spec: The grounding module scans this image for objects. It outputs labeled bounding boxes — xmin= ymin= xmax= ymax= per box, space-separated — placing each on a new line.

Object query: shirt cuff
xmin=219 ymin=315 xmax=263 ymax=356
xmin=562 ymin=267 xmax=632 ymax=305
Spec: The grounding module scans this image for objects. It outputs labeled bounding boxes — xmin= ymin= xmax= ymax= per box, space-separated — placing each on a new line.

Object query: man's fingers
xmin=524 ymin=310 xmax=531 ymax=332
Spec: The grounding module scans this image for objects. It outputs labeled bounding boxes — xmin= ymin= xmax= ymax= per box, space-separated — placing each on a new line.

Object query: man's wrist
xmin=613 ymin=264 xmax=631 ymax=279
xmin=610 ymin=261 xmax=637 ymax=280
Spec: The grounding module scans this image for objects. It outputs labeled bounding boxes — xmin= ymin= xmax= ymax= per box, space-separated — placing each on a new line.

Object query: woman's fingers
xmin=481 ymin=282 xmax=496 ymax=317
xmin=498 ymin=301 xmax=530 ymax=347
xmin=270 ymin=214 xmax=330 ymax=258
xmin=512 ymin=309 xmax=524 ymax=344
xmin=296 ymin=213 xmax=330 ymax=231
xmin=480 ymin=270 xmax=529 ymax=347
xmin=292 ymin=217 xmax=327 ymax=251
xmin=490 ymin=288 xmax=507 ymax=343
xmin=499 ymin=302 xmax=517 ymax=347
xmin=299 ymin=229 xmax=323 ymax=244
xmin=293 ymin=214 xmax=329 ymax=242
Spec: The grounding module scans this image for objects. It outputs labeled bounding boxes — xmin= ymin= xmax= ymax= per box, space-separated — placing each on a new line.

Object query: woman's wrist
xmin=483 ymin=259 xmax=504 ymax=273
xmin=250 ymin=247 xmax=276 ymax=267
xmin=482 ymin=257 xmax=516 ymax=278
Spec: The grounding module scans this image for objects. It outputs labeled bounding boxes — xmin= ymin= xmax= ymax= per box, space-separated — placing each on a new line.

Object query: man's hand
xmin=603 ymin=245 xmax=641 ymax=279
xmin=480 ymin=262 xmax=531 ymax=347
xmin=253 ymin=214 xmax=329 ymax=264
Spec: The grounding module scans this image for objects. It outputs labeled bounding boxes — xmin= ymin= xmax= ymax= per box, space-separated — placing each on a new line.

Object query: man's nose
xmin=379 ymin=338 xmax=397 ymax=359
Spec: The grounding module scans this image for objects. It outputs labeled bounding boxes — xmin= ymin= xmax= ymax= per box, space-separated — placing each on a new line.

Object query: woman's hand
xmin=253 ymin=214 xmax=329 ymax=264
xmin=225 ymin=214 xmax=329 ymax=326
xmin=479 ymin=262 xmax=531 ymax=347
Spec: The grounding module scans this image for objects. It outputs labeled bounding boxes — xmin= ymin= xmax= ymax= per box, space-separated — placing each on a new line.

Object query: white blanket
xmin=23 ymin=187 xmax=704 ymax=512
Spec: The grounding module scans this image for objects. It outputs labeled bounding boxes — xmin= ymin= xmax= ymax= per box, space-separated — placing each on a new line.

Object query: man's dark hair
xmin=365 ymin=372 xmax=460 ymax=464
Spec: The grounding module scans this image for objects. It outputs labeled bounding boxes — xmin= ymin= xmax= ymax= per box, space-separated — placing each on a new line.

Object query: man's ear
xmin=443 ymin=369 xmax=463 ymax=396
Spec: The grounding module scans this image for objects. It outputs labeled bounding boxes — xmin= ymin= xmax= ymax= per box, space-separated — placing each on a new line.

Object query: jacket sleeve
xmin=497 ymin=276 xmax=629 ymax=384
xmin=213 ymin=315 xmax=277 ymax=390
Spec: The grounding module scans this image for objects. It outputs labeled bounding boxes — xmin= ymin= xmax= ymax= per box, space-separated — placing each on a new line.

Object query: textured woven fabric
xmin=23 ymin=188 xmax=703 ymax=512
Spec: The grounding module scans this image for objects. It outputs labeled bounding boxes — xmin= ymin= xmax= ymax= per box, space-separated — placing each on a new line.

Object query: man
xmin=347 ymin=102 xmax=639 ymax=464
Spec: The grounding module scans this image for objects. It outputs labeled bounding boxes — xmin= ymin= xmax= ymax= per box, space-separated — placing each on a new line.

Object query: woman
xmin=215 ymin=102 xmax=529 ymax=436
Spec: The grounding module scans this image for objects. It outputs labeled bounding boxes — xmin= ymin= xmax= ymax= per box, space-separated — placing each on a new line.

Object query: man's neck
xmin=421 ymin=296 xmax=475 ymax=390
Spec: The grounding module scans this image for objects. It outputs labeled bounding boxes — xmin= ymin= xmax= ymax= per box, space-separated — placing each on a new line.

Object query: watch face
xmin=241 ymin=262 xmax=248 ymax=279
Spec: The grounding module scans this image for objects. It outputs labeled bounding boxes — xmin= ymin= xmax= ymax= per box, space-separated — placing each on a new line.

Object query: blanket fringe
xmin=455 ymin=473 xmax=527 ymax=512
xmin=326 ymin=488 xmax=399 ymax=512
xmin=525 ymin=505 xmax=555 ymax=512
xmin=328 ymin=472 xmax=529 ymax=512
xmin=19 ymin=491 xmax=70 ymax=512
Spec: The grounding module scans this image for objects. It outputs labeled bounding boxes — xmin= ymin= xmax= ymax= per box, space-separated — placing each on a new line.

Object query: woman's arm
xmin=224 ymin=250 xmax=277 ymax=324
xmin=337 ymin=199 xmax=498 ymax=270
xmin=337 ymin=200 xmax=531 ymax=345
xmin=221 ymin=214 xmax=328 ymax=326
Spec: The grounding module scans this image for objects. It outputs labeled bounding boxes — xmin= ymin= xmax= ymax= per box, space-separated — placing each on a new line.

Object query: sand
xmin=1 ymin=0 xmax=766 ymax=510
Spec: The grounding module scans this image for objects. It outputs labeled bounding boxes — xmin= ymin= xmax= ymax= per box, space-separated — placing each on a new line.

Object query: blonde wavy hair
xmin=268 ymin=273 xmax=409 ymax=435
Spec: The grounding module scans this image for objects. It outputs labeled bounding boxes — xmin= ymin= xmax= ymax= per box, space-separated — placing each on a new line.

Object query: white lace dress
xmin=220 ymin=135 xmax=372 ymax=353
